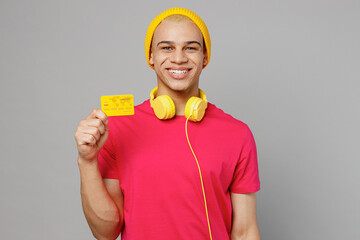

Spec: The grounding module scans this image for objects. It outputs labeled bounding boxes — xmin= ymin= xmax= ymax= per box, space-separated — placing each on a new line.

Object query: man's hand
xmin=75 ymin=108 xmax=109 ymax=162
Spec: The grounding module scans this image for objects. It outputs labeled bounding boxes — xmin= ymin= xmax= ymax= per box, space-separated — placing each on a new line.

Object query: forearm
xmin=78 ymin=157 xmax=122 ymax=239
xmin=230 ymin=225 xmax=260 ymax=240
xmin=230 ymin=192 xmax=260 ymax=240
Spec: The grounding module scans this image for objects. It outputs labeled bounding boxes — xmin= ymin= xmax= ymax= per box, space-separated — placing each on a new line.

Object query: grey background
xmin=1 ymin=0 xmax=359 ymax=239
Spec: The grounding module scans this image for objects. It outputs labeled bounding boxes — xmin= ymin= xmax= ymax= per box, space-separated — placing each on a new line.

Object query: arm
xmin=76 ymin=109 xmax=124 ymax=239
xmin=78 ymin=159 xmax=124 ymax=239
xmin=230 ymin=192 xmax=260 ymax=240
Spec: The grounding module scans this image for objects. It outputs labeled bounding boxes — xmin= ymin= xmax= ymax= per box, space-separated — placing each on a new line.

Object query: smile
xmin=166 ymin=68 xmax=192 ymax=79
xmin=168 ymin=69 xmax=190 ymax=74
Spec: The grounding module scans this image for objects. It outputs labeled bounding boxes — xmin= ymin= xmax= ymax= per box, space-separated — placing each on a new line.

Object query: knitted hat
xmin=145 ymin=7 xmax=211 ymax=69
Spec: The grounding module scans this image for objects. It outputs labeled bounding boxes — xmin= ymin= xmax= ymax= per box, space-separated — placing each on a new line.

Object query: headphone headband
xmin=150 ymin=87 xmax=207 ymax=103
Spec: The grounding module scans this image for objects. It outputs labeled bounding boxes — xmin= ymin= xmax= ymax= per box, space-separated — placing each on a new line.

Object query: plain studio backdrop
xmin=1 ymin=0 xmax=359 ymax=239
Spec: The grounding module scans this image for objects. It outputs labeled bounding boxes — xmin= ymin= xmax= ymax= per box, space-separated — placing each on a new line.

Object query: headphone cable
xmin=185 ymin=116 xmax=213 ymax=240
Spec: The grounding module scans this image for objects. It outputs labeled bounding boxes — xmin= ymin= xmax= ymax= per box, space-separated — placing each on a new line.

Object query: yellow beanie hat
xmin=145 ymin=7 xmax=211 ymax=69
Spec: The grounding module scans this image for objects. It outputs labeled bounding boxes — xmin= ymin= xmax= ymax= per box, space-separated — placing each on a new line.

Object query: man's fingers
xmin=75 ymin=132 xmax=97 ymax=146
xmin=75 ymin=109 xmax=110 ymax=161
xmin=79 ymin=119 xmax=106 ymax=134
xmin=77 ymin=126 xmax=101 ymax=142
xmin=85 ymin=108 xmax=108 ymax=125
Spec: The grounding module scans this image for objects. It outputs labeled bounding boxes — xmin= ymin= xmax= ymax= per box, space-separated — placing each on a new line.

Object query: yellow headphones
xmin=150 ymin=87 xmax=208 ymax=122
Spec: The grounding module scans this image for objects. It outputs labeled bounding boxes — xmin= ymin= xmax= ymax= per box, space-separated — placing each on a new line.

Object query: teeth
xmin=169 ymin=69 xmax=188 ymax=74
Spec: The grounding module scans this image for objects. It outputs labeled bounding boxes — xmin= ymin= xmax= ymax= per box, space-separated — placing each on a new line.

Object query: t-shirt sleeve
xmin=230 ymin=125 xmax=260 ymax=193
xmin=98 ymin=122 xmax=119 ymax=179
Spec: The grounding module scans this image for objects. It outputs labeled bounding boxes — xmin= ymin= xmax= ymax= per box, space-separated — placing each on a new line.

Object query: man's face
xmin=149 ymin=19 xmax=208 ymax=95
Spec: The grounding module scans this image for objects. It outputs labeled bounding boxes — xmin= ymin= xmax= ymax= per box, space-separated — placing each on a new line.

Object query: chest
xmin=114 ymin=121 xmax=239 ymax=193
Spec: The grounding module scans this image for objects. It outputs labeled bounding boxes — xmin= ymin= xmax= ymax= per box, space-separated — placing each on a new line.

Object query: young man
xmin=75 ymin=7 xmax=260 ymax=240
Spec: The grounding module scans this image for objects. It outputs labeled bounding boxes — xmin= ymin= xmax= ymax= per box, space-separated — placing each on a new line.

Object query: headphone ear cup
xmin=152 ymin=95 xmax=176 ymax=120
xmin=185 ymin=97 xmax=207 ymax=122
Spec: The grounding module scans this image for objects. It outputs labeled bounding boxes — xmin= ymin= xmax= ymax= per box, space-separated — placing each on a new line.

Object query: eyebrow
xmin=157 ymin=41 xmax=202 ymax=47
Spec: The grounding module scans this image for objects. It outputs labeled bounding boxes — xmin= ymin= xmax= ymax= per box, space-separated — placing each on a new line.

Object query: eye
xmin=185 ymin=46 xmax=199 ymax=51
xmin=162 ymin=46 xmax=172 ymax=50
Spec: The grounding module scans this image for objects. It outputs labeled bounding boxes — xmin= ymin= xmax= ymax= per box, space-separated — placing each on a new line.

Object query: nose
xmin=170 ymin=49 xmax=188 ymax=64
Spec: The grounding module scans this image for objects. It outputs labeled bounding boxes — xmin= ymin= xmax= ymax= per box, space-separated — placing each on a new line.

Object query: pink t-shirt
xmin=98 ymin=100 xmax=260 ymax=240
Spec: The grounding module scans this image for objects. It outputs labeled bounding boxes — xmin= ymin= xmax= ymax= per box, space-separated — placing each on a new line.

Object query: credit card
xmin=101 ymin=95 xmax=134 ymax=116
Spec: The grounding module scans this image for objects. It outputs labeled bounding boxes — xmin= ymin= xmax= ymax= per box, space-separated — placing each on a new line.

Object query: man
xmin=75 ymin=7 xmax=260 ymax=240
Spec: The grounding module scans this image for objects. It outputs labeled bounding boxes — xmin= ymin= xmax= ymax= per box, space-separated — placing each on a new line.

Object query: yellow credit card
xmin=101 ymin=95 xmax=134 ymax=116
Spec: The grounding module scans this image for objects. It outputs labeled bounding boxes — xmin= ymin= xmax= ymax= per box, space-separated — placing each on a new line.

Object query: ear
xmin=202 ymin=49 xmax=208 ymax=67
xmin=149 ymin=47 xmax=154 ymax=65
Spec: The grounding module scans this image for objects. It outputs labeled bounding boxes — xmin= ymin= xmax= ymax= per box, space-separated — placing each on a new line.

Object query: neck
xmin=156 ymin=84 xmax=199 ymax=116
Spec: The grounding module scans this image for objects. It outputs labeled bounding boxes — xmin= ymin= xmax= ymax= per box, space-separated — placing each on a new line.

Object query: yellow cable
xmin=185 ymin=116 xmax=213 ymax=240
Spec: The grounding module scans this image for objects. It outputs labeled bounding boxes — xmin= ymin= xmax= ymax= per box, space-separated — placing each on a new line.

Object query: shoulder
xmin=202 ymin=102 xmax=257 ymax=155
xmin=205 ymin=102 xmax=252 ymax=134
